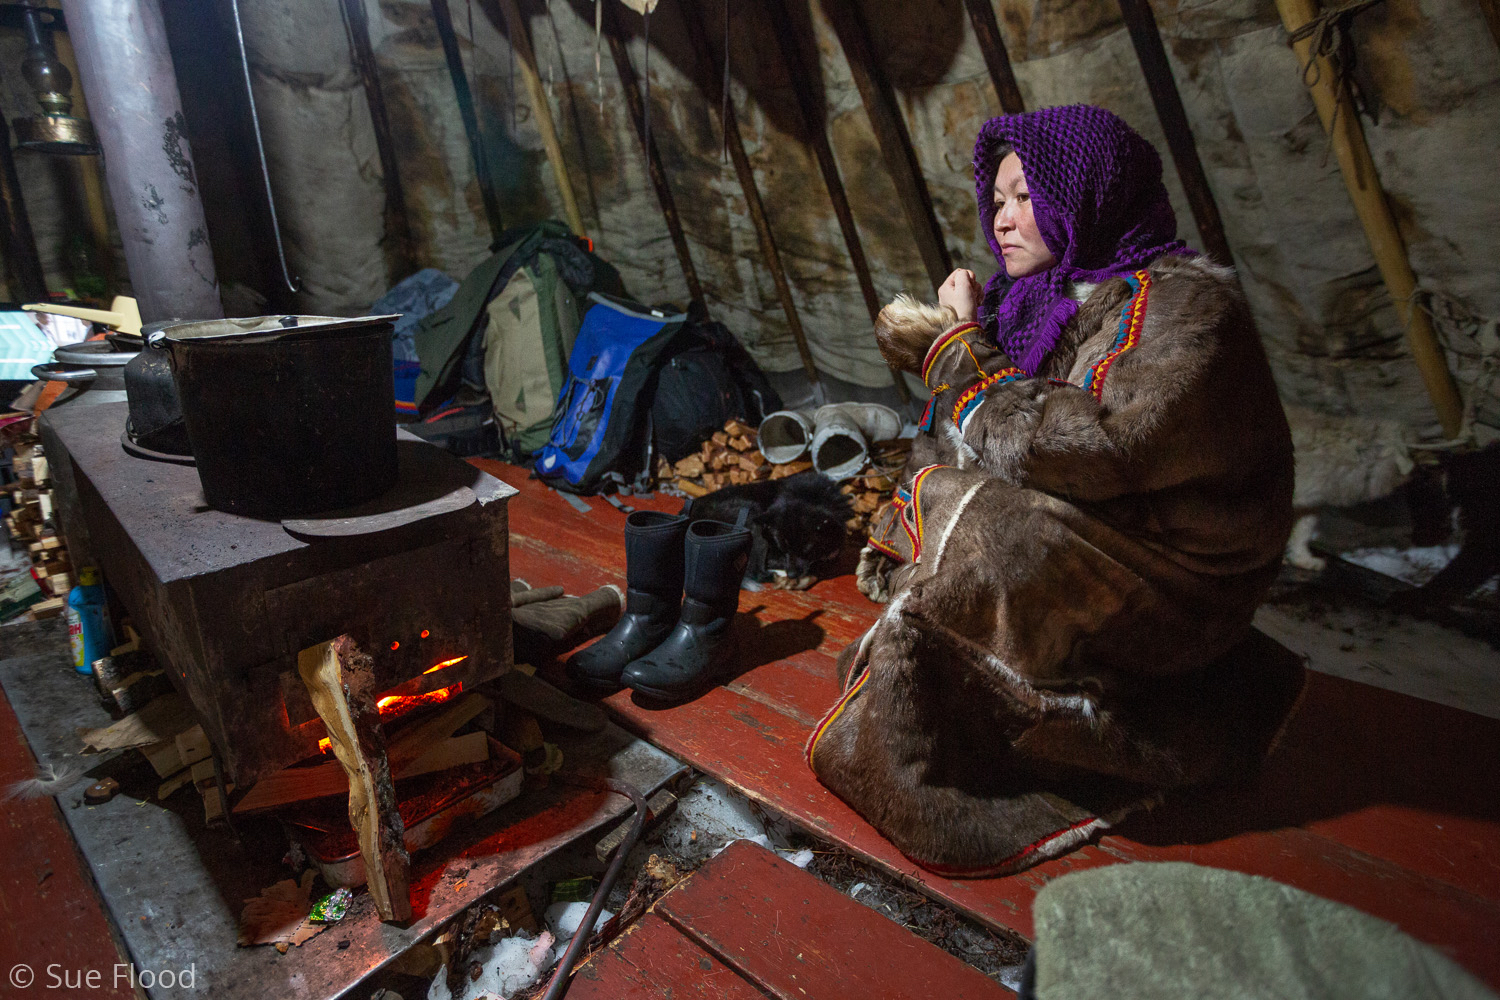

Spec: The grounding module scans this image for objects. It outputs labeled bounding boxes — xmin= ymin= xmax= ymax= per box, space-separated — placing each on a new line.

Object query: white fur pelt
xmin=4 ymin=762 xmax=83 ymax=801
xmin=1284 ymin=404 xmax=1414 ymax=570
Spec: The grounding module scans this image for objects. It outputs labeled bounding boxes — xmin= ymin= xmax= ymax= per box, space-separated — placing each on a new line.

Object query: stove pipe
xmin=58 ymin=0 xmax=223 ymax=324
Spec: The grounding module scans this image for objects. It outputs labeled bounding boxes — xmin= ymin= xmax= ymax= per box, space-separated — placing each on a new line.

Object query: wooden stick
xmin=961 ymin=0 xmax=1025 ymax=114
xmin=1276 ymin=0 xmax=1464 ymax=437
xmin=497 ymin=0 xmax=588 ymax=239
xmin=823 ymin=0 xmax=953 ymax=293
xmin=1479 ymin=0 xmax=1500 ymax=55
xmin=0 ymin=115 xmax=46 ymax=303
xmin=1116 ymin=0 xmax=1235 ymax=267
xmin=429 ymin=0 xmax=505 ymax=241
xmin=341 ymin=0 xmax=416 ymax=275
xmin=762 ymin=0 xmax=910 ymax=403
xmin=678 ymin=2 xmax=821 ymax=385
xmin=604 ymin=3 xmax=705 ymax=305
xmin=297 ymin=637 xmax=412 ymax=922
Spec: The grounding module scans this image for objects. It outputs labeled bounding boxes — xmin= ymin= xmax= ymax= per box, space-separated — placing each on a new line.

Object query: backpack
xmin=650 ymin=319 xmax=782 ymax=463
xmin=535 ymin=294 xmax=687 ymax=494
xmin=411 ymin=221 xmax=622 ymax=456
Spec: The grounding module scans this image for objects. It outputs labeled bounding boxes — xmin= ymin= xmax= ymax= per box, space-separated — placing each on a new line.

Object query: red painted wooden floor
xmin=0 ymin=673 xmax=133 ymax=999
xmin=570 ymin=839 xmax=1014 ymax=999
xmin=478 ymin=459 xmax=1500 ymax=989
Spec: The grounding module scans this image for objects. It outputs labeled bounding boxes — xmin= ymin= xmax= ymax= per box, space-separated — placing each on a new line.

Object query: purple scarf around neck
xmin=974 ymin=105 xmax=1196 ymax=374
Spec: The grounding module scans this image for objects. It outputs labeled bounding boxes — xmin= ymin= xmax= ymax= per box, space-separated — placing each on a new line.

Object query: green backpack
xmin=412 ymin=221 xmax=623 ymax=456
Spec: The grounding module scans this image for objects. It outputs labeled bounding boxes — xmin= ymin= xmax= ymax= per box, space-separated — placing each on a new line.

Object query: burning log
xmin=297 ymin=636 xmax=412 ymax=922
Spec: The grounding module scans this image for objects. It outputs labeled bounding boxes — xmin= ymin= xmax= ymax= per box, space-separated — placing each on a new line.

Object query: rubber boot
xmin=566 ymin=510 xmax=689 ymax=693
xmin=621 ymin=515 xmax=752 ymax=701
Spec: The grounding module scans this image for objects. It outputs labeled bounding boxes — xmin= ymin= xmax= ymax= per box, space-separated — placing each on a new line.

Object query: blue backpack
xmin=534 ymin=294 xmax=686 ymax=494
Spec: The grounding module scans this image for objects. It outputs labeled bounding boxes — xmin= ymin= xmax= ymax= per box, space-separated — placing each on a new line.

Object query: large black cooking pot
xmin=149 ymin=314 xmax=400 ymax=519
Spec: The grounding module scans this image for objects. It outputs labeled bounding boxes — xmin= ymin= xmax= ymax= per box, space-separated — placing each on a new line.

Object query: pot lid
xmin=53 ymin=340 xmax=137 ymax=367
xmin=148 ymin=314 xmax=401 ymax=346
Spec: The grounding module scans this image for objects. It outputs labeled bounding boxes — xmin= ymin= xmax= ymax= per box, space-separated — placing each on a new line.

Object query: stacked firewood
xmin=1 ymin=419 xmax=74 ymax=620
xmin=654 ymin=418 xmax=912 ymax=532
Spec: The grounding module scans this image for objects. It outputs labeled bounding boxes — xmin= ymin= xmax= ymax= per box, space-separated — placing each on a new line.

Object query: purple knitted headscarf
xmin=975 ymin=105 xmax=1194 ymax=373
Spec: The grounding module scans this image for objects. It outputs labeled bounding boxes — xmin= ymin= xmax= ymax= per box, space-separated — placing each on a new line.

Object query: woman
xmin=806 ymin=106 xmax=1306 ymax=876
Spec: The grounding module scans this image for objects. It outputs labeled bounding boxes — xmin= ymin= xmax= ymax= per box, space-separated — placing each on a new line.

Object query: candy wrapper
xmin=309 ymin=887 xmax=353 ymax=923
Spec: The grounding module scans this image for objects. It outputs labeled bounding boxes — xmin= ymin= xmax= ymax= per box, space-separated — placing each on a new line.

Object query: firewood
xmin=723 ymin=419 xmax=755 ymax=438
xmin=853 ymin=492 xmax=881 ymax=514
xmin=769 ymin=460 xmax=813 ymax=480
xmin=727 ymin=434 xmax=754 ymax=452
xmin=728 ymin=469 xmax=750 ymax=485
xmin=702 ymin=472 xmax=726 ymax=490
xmin=737 ymin=451 xmax=764 ymax=472
xmin=673 ymin=454 xmax=705 ymax=478
xmin=297 ymin=636 xmax=412 ymax=922
xmin=232 ymin=732 xmax=490 ymax=814
xmin=711 ymin=431 xmax=729 ymax=447
xmin=677 ymin=479 xmax=710 ymax=498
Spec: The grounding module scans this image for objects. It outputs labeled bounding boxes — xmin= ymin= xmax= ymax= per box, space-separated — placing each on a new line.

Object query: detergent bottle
xmin=66 ymin=567 xmax=111 ymax=675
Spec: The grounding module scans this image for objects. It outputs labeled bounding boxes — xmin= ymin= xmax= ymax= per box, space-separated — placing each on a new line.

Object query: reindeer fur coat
xmin=807 ymin=255 xmax=1307 ymax=875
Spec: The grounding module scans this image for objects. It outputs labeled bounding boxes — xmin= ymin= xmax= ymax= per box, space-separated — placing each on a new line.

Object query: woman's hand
xmin=937 ymin=269 xmax=981 ymax=323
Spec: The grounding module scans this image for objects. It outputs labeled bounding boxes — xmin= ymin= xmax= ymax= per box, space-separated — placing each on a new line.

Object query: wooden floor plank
xmin=655 ymin=840 xmax=1015 ymax=999
xmin=569 ymin=913 xmax=767 ymax=999
xmin=479 ymin=460 xmax=1500 ymax=988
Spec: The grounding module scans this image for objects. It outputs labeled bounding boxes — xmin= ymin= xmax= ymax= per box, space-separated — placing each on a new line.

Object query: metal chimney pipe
xmin=59 ymin=0 xmax=222 ymax=323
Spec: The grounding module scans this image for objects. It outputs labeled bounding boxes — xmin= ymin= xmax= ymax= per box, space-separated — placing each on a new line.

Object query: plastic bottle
xmin=66 ymin=567 xmax=111 ymax=675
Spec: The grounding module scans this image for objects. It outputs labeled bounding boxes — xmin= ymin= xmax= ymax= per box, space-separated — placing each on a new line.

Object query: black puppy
xmin=686 ymin=472 xmax=852 ymax=589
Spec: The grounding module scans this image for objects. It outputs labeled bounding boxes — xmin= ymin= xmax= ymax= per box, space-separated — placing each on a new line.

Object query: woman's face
xmin=992 ymin=152 xmax=1058 ymax=278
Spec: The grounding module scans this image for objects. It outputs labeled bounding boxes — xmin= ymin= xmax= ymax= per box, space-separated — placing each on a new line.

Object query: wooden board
xmin=473 ymin=458 xmax=1500 ymax=988
xmin=569 ymin=913 xmax=768 ymax=1000
xmin=654 ymin=840 xmax=1013 ymax=999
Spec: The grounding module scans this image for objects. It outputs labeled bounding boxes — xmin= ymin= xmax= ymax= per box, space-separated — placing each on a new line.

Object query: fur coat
xmin=808 ymin=256 xmax=1307 ymax=875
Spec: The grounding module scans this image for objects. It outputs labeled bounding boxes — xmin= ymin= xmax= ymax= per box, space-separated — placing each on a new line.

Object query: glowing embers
xmin=317 ymin=656 xmax=470 ymax=753
xmin=425 ymin=655 xmax=468 ymax=674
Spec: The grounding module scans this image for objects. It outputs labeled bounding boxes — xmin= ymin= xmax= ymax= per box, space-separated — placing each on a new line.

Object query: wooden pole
xmin=1276 ymin=0 xmax=1464 ymax=437
xmin=497 ymin=0 xmax=587 ymax=240
xmin=1116 ymin=0 xmax=1235 ymax=266
xmin=603 ymin=4 xmax=705 ymax=305
xmin=0 ymin=114 xmax=46 ymax=303
xmin=679 ymin=2 xmax=821 ymax=386
xmin=822 ymin=0 xmax=952 ymax=294
xmin=1478 ymin=0 xmax=1500 ymax=54
xmin=340 ymin=0 xmax=416 ymax=275
xmin=761 ymin=0 xmax=909 ymax=402
xmin=960 ymin=0 xmax=1025 ymax=114
xmin=429 ymin=0 xmax=504 ymax=241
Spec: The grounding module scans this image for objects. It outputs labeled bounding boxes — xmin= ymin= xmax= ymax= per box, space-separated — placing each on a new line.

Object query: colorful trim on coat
xmin=950 ymin=367 xmax=1026 ymax=434
xmin=805 ymin=666 xmax=870 ymax=770
xmin=921 ymin=323 xmax=982 ymax=387
xmin=864 ymin=463 xmax=947 ymax=565
xmin=1079 ymin=270 xmax=1151 ymax=400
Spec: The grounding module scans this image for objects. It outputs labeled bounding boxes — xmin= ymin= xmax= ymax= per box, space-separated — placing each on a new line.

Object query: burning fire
xmin=318 ymin=655 xmax=470 ymax=754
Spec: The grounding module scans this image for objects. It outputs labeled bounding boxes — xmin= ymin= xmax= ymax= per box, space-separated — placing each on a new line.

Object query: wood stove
xmin=40 ymin=401 xmax=518 ymax=788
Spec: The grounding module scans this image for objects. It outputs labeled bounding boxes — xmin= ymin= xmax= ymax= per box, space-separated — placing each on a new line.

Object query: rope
xmin=1286 ymin=0 xmax=1384 ymax=163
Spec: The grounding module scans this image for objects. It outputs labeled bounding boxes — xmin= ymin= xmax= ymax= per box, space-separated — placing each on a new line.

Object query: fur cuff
xmin=875 ymin=295 xmax=959 ymax=374
xmin=921 ymin=322 xmax=984 ymax=387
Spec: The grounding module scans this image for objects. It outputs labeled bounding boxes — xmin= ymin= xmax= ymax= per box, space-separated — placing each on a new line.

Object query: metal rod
xmin=822 ymin=0 xmax=953 ymax=294
xmin=339 ymin=0 xmax=416 ymax=276
xmin=497 ymin=0 xmax=588 ymax=239
xmin=961 ymin=0 xmax=1025 ymax=114
xmin=429 ymin=0 xmax=505 ymax=241
xmin=1115 ymin=0 xmax=1234 ymax=267
xmin=1276 ymin=0 xmax=1464 ymax=437
xmin=229 ymin=0 xmax=300 ymax=293
xmin=604 ymin=4 xmax=705 ymax=305
xmin=762 ymin=0 xmax=909 ymax=402
xmin=679 ymin=1 xmax=820 ymax=385
xmin=0 ymin=113 xmax=47 ymax=302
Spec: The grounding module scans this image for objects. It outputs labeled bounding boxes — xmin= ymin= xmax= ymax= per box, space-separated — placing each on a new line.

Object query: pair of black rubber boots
xmin=566 ymin=508 xmax=750 ymax=701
